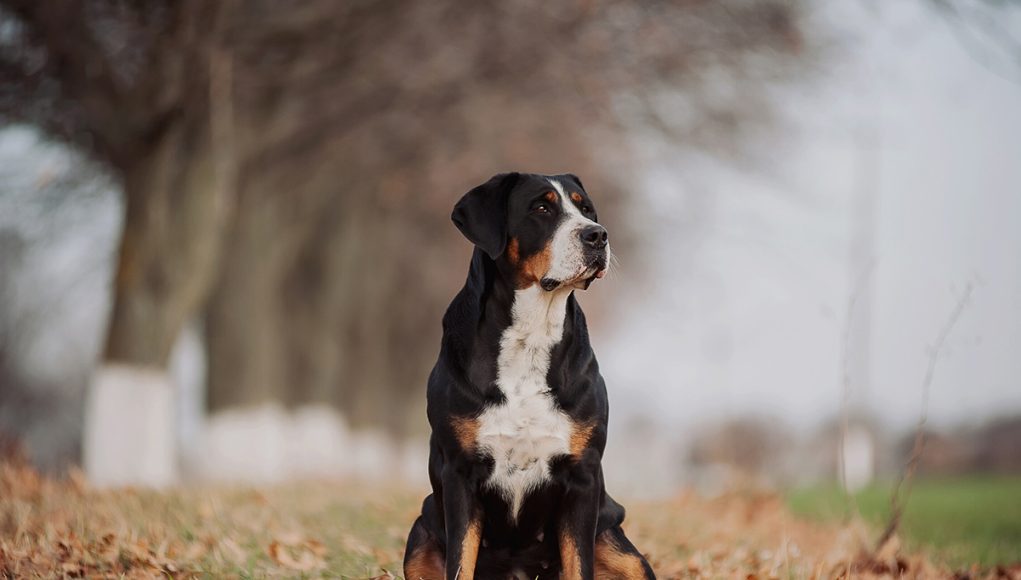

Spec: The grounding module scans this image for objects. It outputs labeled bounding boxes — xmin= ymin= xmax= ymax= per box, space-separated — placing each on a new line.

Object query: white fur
xmin=476 ymin=285 xmax=574 ymax=521
xmin=544 ymin=178 xmax=604 ymax=284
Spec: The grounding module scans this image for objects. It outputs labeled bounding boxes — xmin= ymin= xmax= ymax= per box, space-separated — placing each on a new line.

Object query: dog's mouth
xmin=584 ymin=260 xmax=608 ymax=288
xmin=540 ymin=257 xmax=607 ymax=292
xmin=585 ymin=256 xmax=608 ymax=282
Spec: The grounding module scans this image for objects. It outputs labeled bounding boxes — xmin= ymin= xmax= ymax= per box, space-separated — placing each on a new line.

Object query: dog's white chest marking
xmin=476 ymin=285 xmax=573 ymax=521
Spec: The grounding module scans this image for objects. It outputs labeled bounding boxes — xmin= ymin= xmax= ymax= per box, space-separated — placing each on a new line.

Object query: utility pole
xmin=842 ymin=122 xmax=880 ymax=492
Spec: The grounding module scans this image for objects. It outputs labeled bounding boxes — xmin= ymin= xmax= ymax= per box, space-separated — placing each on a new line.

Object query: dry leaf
xmin=268 ymin=540 xmax=324 ymax=572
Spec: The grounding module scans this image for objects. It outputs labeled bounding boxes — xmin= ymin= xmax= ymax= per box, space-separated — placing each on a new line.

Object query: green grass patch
xmin=787 ymin=476 xmax=1021 ymax=568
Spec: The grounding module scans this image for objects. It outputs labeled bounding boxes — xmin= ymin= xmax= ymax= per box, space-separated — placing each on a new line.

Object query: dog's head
xmin=452 ymin=172 xmax=609 ymax=291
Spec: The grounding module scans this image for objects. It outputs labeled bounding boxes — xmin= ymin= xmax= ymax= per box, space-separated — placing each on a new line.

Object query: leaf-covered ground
xmin=1 ymin=458 xmax=1018 ymax=579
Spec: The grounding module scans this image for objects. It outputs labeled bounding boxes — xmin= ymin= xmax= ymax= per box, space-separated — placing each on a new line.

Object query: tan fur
xmin=570 ymin=192 xmax=583 ymax=203
xmin=458 ymin=516 xmax=482 ymax=580
xmin=517 ymin=242 xmax=552 ymax=288
xmin=545 ymin=190 xmax=559 ymax=203
xmin=451 ymin=416 xmax=479 ymax=454
xmin=404 ymin=539 xmax=445 ymax=580
xmin=507 ymin=237 xmax=521 ymax=265
xmin=560 ymin=528 xmax=583 ymax=580
xmin=570 ymin=421 xmax=596 ymax=460
xmin=595 ymin=532 xmax=647 ymax=579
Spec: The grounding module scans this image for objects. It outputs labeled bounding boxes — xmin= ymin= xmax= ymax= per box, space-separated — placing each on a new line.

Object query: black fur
xmin=451 ymin=172 xmax=521 ymax=259
xmin=404 ymin=173 xmax=654 ymax=580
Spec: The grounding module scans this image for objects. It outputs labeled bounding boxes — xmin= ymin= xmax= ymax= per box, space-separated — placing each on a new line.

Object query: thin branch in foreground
xmin=874 ymin=281 xmax=974 ymax=553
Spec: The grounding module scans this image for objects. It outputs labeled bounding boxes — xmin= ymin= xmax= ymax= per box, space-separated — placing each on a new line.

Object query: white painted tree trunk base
xmin=83 ymin=364 xmax=177 ymax=487
xmin=842 ymin=426 xmax=875 ymax=492
xmin=199 ymin=403 xmax=429 ymax=485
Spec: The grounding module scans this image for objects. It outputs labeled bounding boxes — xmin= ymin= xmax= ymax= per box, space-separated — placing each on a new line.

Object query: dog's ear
xmin=451 ymin=172 xmax=520 ymax=259
xmin=564 ymin=173 xmax=585 ymax=192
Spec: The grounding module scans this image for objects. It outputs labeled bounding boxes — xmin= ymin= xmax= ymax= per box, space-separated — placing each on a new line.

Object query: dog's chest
xmin=476 ymin=287 xmax=572 ymax=519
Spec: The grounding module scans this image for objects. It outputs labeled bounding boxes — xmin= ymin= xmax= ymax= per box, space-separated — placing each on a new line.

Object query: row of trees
xmin=0 ymin=0 xmax=808 ymax=481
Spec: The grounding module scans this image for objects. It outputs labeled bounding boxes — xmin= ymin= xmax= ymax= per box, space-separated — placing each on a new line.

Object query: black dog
xmin=404 ymin=173 xmax=655 ymax=580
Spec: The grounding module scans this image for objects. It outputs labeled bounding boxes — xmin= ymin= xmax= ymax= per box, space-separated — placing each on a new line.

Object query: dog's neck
xmin=448 ymin=249 xmax=579 ymax=387
xmin=470 ymin=248 xmax=575 ymax=339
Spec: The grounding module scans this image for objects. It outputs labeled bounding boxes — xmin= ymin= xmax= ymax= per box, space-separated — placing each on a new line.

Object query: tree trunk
xmin=205 ymin=171 xmax=309 ymax=412
xmin=201 ymin=163 xmax=445 ymax=478
xmin=105 ymin=130 xmax=225 ymax=364
xmin=84 ymin=118 xmax=232 ymax=487
xmin=200 ymin=158 xmax=342 ymax=480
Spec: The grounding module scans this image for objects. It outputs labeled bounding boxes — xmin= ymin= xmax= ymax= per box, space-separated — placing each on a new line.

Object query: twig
xmin=875 ymin=281 xmax=973 ymax=552
xmin=930 ymin=0 xmax=1021 ymax=86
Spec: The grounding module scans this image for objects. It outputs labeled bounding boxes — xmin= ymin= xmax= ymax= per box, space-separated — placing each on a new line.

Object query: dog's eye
xmin=533 ymin=203 xmax=551 ymax=214
xmin=581 ymin=204 xmax=594 ymax=215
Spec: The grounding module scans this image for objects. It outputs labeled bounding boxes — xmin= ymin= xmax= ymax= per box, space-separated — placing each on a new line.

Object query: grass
xmin=2 ymin=456 xmax=1010 ymax=578
xmin=0 ymin=464 xmax=417 ymax=578
xmin=787 ymin=476 xmax=1021 ymax=569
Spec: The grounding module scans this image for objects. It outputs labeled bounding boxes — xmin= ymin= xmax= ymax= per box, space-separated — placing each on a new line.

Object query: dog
xmin=403 ymin=173 xmax=655 ymax=580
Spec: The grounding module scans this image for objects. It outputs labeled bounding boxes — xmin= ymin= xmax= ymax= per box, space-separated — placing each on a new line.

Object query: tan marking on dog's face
xmin=544 ymin=190 xmax=558 ymax=203
xmin=507 ymin=238 xmax=520 ymax=265
xmin=451 ymin=416 xmax=480 ymax=454
xmin=458 ymin=516 xmax=482 ymax=580
xmin=595 ymin=532 xmax=648 ymax=579
xmin=570 ymin=421 xmax=595 ymax=460
xmin=516 ymin=241 xmax=553 ymax=289
xmin=404 ymin=538 xmax=445 ymax=580
xmin=570 ymin=192 xmax=583 ymax=204
xmin=559 ymin=528 xmax=583 ymax=580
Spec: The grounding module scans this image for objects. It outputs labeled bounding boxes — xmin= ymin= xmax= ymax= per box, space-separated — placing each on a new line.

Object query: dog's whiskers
xmin=604 ymin=251 xmax=621 ymax=279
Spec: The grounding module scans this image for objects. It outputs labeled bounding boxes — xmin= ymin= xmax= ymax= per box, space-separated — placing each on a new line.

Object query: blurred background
xmin=0 ymin=0 xmax=1019 ymax=529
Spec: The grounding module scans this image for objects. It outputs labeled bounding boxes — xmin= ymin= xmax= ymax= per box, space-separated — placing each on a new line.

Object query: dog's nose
xmin=579 ymin=225 xmax=608 ymax=249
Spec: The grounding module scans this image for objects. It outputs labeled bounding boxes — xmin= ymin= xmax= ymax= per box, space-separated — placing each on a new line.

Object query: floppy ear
xmin=565 ymin=173 xmax=585 ymax=192
xmin=451 ymin=172 xmax=520 ymax=259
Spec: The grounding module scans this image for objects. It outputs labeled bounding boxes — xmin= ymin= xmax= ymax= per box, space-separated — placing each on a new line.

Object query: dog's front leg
xmin=441 ymin=461 xmax=483 ymax=580
xmin=558 ymin=452 xmax=602 ymax=580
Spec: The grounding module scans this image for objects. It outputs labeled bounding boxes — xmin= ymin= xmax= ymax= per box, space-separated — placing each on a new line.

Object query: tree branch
xmin=1 ymin=0 xmax=135 ymax=162
xmin=875 ymin=281 xmax=974 ymax=553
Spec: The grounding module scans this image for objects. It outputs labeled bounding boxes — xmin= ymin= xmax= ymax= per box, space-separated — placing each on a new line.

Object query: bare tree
xmin=204 ymin=1 xmax=812 ymax=438
xmin=1 ymin=2 xmax=236 ymax=366
xmin=1 ymin=0 xmax=811 ymax=479
xmin=1 ymin=0 xmax=237 ymax=484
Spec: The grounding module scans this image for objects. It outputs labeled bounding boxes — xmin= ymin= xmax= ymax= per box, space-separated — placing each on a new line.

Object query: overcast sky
xmin=598 ymin=0 xmax=1021 ymax=436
